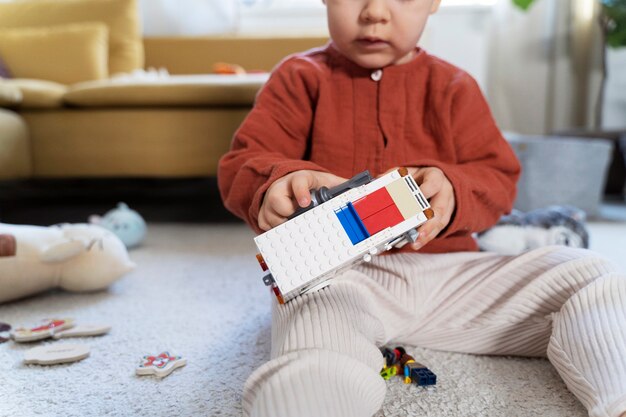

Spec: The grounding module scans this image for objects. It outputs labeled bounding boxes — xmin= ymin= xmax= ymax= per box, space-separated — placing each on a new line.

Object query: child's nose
xmin=360 ymin=0 xmax=390 ymax=24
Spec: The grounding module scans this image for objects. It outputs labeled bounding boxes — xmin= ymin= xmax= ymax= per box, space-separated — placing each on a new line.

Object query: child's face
xmin=323 ymin=0 xmax=441 ymax=68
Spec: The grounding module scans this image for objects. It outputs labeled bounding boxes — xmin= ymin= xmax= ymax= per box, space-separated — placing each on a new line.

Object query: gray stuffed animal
xmin=477 ymin=205 xmax=589 ymax=255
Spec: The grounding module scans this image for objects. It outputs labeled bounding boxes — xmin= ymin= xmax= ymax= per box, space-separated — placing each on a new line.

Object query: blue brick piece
xmin=335 ymin=203 xmax=370 ymax=245
xmin=410 ymin=367 xmax=437 ymax=386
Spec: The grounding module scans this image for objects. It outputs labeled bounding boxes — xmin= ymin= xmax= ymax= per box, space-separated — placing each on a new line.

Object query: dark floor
xmin=0 ymin=177 xmax=241 ymax=225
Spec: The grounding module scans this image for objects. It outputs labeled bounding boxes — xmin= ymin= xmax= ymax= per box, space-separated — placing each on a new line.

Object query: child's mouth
xmin=356 ymin=38 xmax=389 ymax=49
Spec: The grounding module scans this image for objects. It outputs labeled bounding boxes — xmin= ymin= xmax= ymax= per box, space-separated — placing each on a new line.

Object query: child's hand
xmin=258 ymin=170 xmax=348 ymax=231
xmin=404 ymin=167 xmax=456 ymax=250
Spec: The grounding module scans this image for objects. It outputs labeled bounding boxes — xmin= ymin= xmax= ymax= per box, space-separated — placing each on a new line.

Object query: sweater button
xmin=371 ymin=69 xmax=383 ymax=81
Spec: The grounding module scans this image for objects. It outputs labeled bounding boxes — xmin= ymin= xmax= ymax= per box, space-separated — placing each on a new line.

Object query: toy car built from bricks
xmin=254 ymin=168 xmax=434 ymax=304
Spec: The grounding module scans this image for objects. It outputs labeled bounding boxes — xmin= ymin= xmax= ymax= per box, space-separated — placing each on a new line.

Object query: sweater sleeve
xmin=218 ymin=57 xmax=329 ymax=233
xmin=409 ymin=72 xmax=521 ymax=237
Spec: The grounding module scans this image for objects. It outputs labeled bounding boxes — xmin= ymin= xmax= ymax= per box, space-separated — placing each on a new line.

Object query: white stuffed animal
xmin=476 ymin=206 xmax=589 ymax=256
xmin=0 ymin=223 xmax=135 ymax=304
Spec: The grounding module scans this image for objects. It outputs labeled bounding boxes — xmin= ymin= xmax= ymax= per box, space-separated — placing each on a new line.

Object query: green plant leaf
xmin=602 ymin=0 xmax=626 ymax=47
xmin=512 ymin=0 xmax=537 ymax=11
xmin=513 ymin=0 xmax=626 ymax=48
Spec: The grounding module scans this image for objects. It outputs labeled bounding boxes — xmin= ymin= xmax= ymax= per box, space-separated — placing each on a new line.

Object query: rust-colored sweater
xmin=218 ymin=43 xmax=521 ymax=253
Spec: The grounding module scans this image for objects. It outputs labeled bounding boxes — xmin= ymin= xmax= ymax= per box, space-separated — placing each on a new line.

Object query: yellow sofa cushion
xmin=3 ymin=79 xmax=68 ymax=109
xmin=0 ymin=80 xmax=23 ymax=107
xmin=0 ymin=23 xmax=109 ymax=85
xmin=0 ymin=0 xmax=143 ymax=75
xmin=64 ymin=74 xmax=269 ymax=107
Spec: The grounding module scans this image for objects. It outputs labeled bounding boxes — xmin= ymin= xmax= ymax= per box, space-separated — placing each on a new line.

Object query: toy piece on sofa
xmin=0 ymin=223 xmax=135 ymax=304
xmin=24 ymin=344 xmax=90 ymax=366
xmin=136 ymin=351 xmax=186 ymax=378
xmin=212 ymin=62 xmax=266 ymax=75
xmin=477 ymin=205 xmax=589 ymax=256
xmin=0 ymin=321 xmax=11 ymax=343
xmin=89 ymin=202 xmax=146 ymax=249
xmin=254 ymin=169 xmax=434 ymax=304
xmin=213 ymin=62 xmax=246 ymax=75
xmin=111 ymin=67 xmax=170 ymax=81
xmin=11 ymin=318 xmax=74 ymax=342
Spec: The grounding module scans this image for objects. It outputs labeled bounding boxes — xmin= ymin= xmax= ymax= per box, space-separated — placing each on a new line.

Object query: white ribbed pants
xmin=243 ymin=246 xmax=626 ymax=417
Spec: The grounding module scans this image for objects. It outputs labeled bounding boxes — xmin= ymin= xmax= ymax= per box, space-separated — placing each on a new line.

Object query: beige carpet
xmin=1 ymin=208 xmax=625 ymax=417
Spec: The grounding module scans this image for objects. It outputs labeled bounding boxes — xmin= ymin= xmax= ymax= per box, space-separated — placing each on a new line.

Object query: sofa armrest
xmin=143 ymin=36 xmax=328 ymax=75
xmin=2 ymin=79 xmax=67 ymax=109
xmin=0 ymin=80 xmax=22 ymax=108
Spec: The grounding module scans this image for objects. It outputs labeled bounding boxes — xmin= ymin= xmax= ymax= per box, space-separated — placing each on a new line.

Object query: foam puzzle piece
xmin=24 ymin=344 xmax=90 ymax=365
xmin=12 ymin=318 xmax=74 ymax=342
xmin=136 ymin=352 xmax=186 ymax=378
xmin=52 ymin=324 xmax=111 ymax=339
xmin=0 ymin=321 xmax=10 ymax=343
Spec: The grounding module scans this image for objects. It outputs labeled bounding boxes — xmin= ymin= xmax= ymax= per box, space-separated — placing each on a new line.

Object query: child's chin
xmin=352 ymin=54 xmax=394 ymax=70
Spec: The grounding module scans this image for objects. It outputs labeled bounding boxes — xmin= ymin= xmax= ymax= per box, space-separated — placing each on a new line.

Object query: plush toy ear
xmin=59 ymin=230 xmax=135 ymax=292
xmin=40 ymin=238 xmax=89 ymax=264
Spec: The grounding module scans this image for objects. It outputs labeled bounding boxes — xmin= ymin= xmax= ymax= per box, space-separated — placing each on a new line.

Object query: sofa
xmin=0 ymin=0 xmax=327 ymax=181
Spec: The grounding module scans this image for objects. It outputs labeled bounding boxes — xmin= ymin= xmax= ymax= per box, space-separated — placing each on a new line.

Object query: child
xmin=218 ymin=1 xmax=626 ymax=416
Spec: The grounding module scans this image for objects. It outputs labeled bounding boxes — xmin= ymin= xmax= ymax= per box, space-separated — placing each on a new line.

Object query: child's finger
xmin=411 ymin=223 xmax=441 ymax=250
xmin=380 ymin=167 xmax=419 ymax=178
xmin=410 ymin=194 xmax=454 ymax=250
xmin=415 ymin=169 xmax=443 ymax=200
xmin=428 ymin=199 xmax=453 ymax=233
xmin=320 ymin=173 xmax=349 ymax=189
xmin=260 ymin=205 xmax=292 ymax=230
xmin=270 ymin=197 xmax=299 ymax=220
xmin=292 ymin=172 xmax=347 ymax=206
xmin=291 ymin=173 xmax=313 ymax=208
xmin=263 ymin=184 xmax=298 ymax=216
xmin=410 ymin=220 xmax=443 ymax=250
xmin=258 ymin=210 xmax=271 ymax=231
xmin=259 ymin=189 xmax=298 ymax=231
xmin=265 ymin=210 xmax=287 ymax=229
xmin=258 ymin=204 xmax=283 ymax=231
xmin=378 ymin=166 xmax=399 ymax=177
